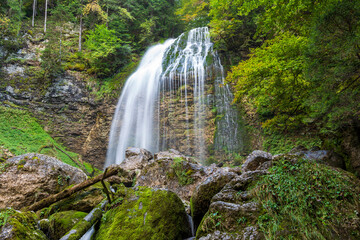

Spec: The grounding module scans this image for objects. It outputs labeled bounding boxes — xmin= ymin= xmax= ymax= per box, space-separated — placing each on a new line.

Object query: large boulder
xmin=191 ymin=172 xmax=237 ymax=228
xmin=95 ymin=186 xmax=192 ymax=240
xmin=135 ymin=149 xmax=240 ymax=201
xmin=119 ymin=147 xmax=153 ymax=172
xmin=292 ymin=149 xmax=345 ymax=169
xmin=0 ymin=153 xmax=87 ymax=209
xmin=196 ymin=170 xmax=267 ymax=240
xmin=195 ymin=170 xmax=267 ymax=240
xmin=242 ymin=150 xmax=272 ymax=172
xmin=0 ymin=209 xmax=48 ymax=240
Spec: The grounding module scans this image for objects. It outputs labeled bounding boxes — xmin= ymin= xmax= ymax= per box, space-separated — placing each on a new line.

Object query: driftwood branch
xmin=101 ymin=168 xmax=112 ymax=204
xmin=24 ymin=166 xmax=125 ymax=212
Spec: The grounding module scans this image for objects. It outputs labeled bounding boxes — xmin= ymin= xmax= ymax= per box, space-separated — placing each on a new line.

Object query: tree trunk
xmin=78 ymin=13 xmax=82 ymax=51
xmin=24 ymin=166 xmax=128 ymax=212
xmin=44 ymin=0 xmax=48 ymax=33
xmin=32 ymin=0 xmax=36 ymax=27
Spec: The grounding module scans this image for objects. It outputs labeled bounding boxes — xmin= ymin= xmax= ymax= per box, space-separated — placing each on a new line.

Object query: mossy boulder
xmin=95 ymin=186 xmax=191 ymax=240
xmin=48 ymin=210 xmax=87 ymax=239
xmin=0 ymin=209 xmax=47 ymax=240
xmin=254 ymin=155 xmax=360 ymax=239
xmin=191 ymin=172 xmax=236 ymax=229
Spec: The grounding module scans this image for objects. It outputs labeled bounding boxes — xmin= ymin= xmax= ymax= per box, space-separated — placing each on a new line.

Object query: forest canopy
xmin=177 ymin=0 xmax=360 ymax=136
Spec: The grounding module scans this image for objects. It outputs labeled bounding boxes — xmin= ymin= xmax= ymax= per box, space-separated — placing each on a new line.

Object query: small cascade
xmin=214 ymin=58 xmax=244 ymax=153
xmin=106 ymin=27 xmax=244 ymax=166
xmin=186 ymin=214 xmax=195 ymax=238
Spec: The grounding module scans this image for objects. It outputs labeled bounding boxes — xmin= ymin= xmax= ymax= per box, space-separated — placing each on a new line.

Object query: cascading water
xmin=105 ymin=27 xmax=243 ymax=166
xmin=106 ymin=40 xmax=175 ymax=165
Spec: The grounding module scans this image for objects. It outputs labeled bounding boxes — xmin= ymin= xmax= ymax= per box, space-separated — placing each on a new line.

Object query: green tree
xmin=227 ymin=32 xmax=310 ymax=132
xmin=84 ymin=24 xmax=131 ymax=77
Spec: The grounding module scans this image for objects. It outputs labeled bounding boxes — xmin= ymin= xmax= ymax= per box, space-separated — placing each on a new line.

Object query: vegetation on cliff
xmin=177 ymin=0 xmax=360 ymax=162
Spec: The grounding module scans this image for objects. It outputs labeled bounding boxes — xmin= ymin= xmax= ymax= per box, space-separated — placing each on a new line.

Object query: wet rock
xmin=43 ymin=75 xmax=85 ymax=104
xmin=48 ymin=210 xmax=87 ymax=240
xmin=119 ymin=147 xmax=153 ymax=172
xmin=136 ymin=150 xmax=237 ymax=202
xmin=198 ymin=230 xmax=241 ymax=240
xmin=191 ymin=172 xmax=236 ymax=228
xmin=195 ymin=166 xmax=267 ymax=240
xmin=293 ymin=150 xmax=345 ymax=169
xmin=242 ymin=150 xmax=272 ymax=172
xmin=0 ymin=209 xmax=48 ymax=240
xmin=95 ymin=187 xmax=191 ymax=240
xmin=154 ymin=149 xmax=185 ymax=161
xmin=0 ymin=153 xmax=87 ymax=209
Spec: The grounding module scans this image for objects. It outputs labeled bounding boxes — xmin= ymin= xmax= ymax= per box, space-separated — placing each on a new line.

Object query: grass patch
xmin=263 ymin=133 xmax=322 ymax=155
xmin=254 ymin=156 xmax=360 ymax=239
xmin=0 ymin=105 xmax=83 ymax=168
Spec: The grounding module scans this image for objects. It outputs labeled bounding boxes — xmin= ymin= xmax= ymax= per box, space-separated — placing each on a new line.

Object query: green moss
xmin=48 ymin=210 xmax=87 ymax=239
xmin=254 ymin=155 xmax=360 ymax=239
xmin=95 ymin=186 xmax=190 ymax=240
xmin=2 ymin=210 xmax=47 ymax=240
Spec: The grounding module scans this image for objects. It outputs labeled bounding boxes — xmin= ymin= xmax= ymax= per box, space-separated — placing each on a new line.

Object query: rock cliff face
xmin=1 ymin=57 xmax=117 ymax=168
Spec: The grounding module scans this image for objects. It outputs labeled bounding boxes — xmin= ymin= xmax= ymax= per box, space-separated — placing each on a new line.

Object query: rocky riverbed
xmin=1 ymin=147 xmax=359 ymax=239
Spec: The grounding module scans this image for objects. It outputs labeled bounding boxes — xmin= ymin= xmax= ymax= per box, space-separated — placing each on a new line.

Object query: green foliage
xmin=94 ymin=59 xmax=139 ymax=100
xmin=254 ymin=156 xmax=360 ymax=239
xmin=84 ymin=24 xmax=131 ymax=77
xmin=0 ymin=105 xmax=79 ymax=167
xmin=169 ymin=157 xmax=194 ymax=186
xmin=222 ymin=0 xmax=360 ymax=136
xmin=263 ymin=133 xmax=322 ymax=155
xmin=208 ymin=0 xmax=259 ymax=62
xmin=176 ymin=0 xmax=210 ymax=29
xmin=227 ymin=32 xmax=310 ymax=132
xmin=0 ymin=209 xmax=14 ymax=228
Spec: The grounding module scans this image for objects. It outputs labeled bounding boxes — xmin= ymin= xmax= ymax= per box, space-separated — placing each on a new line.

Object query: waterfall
xmin=106 ymin=27 xmax=243 ymax=166
xmin=106 ymin=40 xmax=175 ymax=166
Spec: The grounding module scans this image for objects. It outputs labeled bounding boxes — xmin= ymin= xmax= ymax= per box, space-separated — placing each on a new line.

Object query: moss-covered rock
xmin=254 ymin=155 xmax=360 ymax=239
xmin=48 ymin=210 xmax=87 ymax=240
xmin=95 ymin=186 xmax=191 ymax=240
xmin=0 ymin=209 xmax=47 ymax=240
xmin=60 ymin=203 xmax=103 ymax=240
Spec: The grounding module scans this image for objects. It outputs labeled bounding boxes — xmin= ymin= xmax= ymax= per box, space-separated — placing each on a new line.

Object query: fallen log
xmin=24 ymin=166 xmax=127 ymax=212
